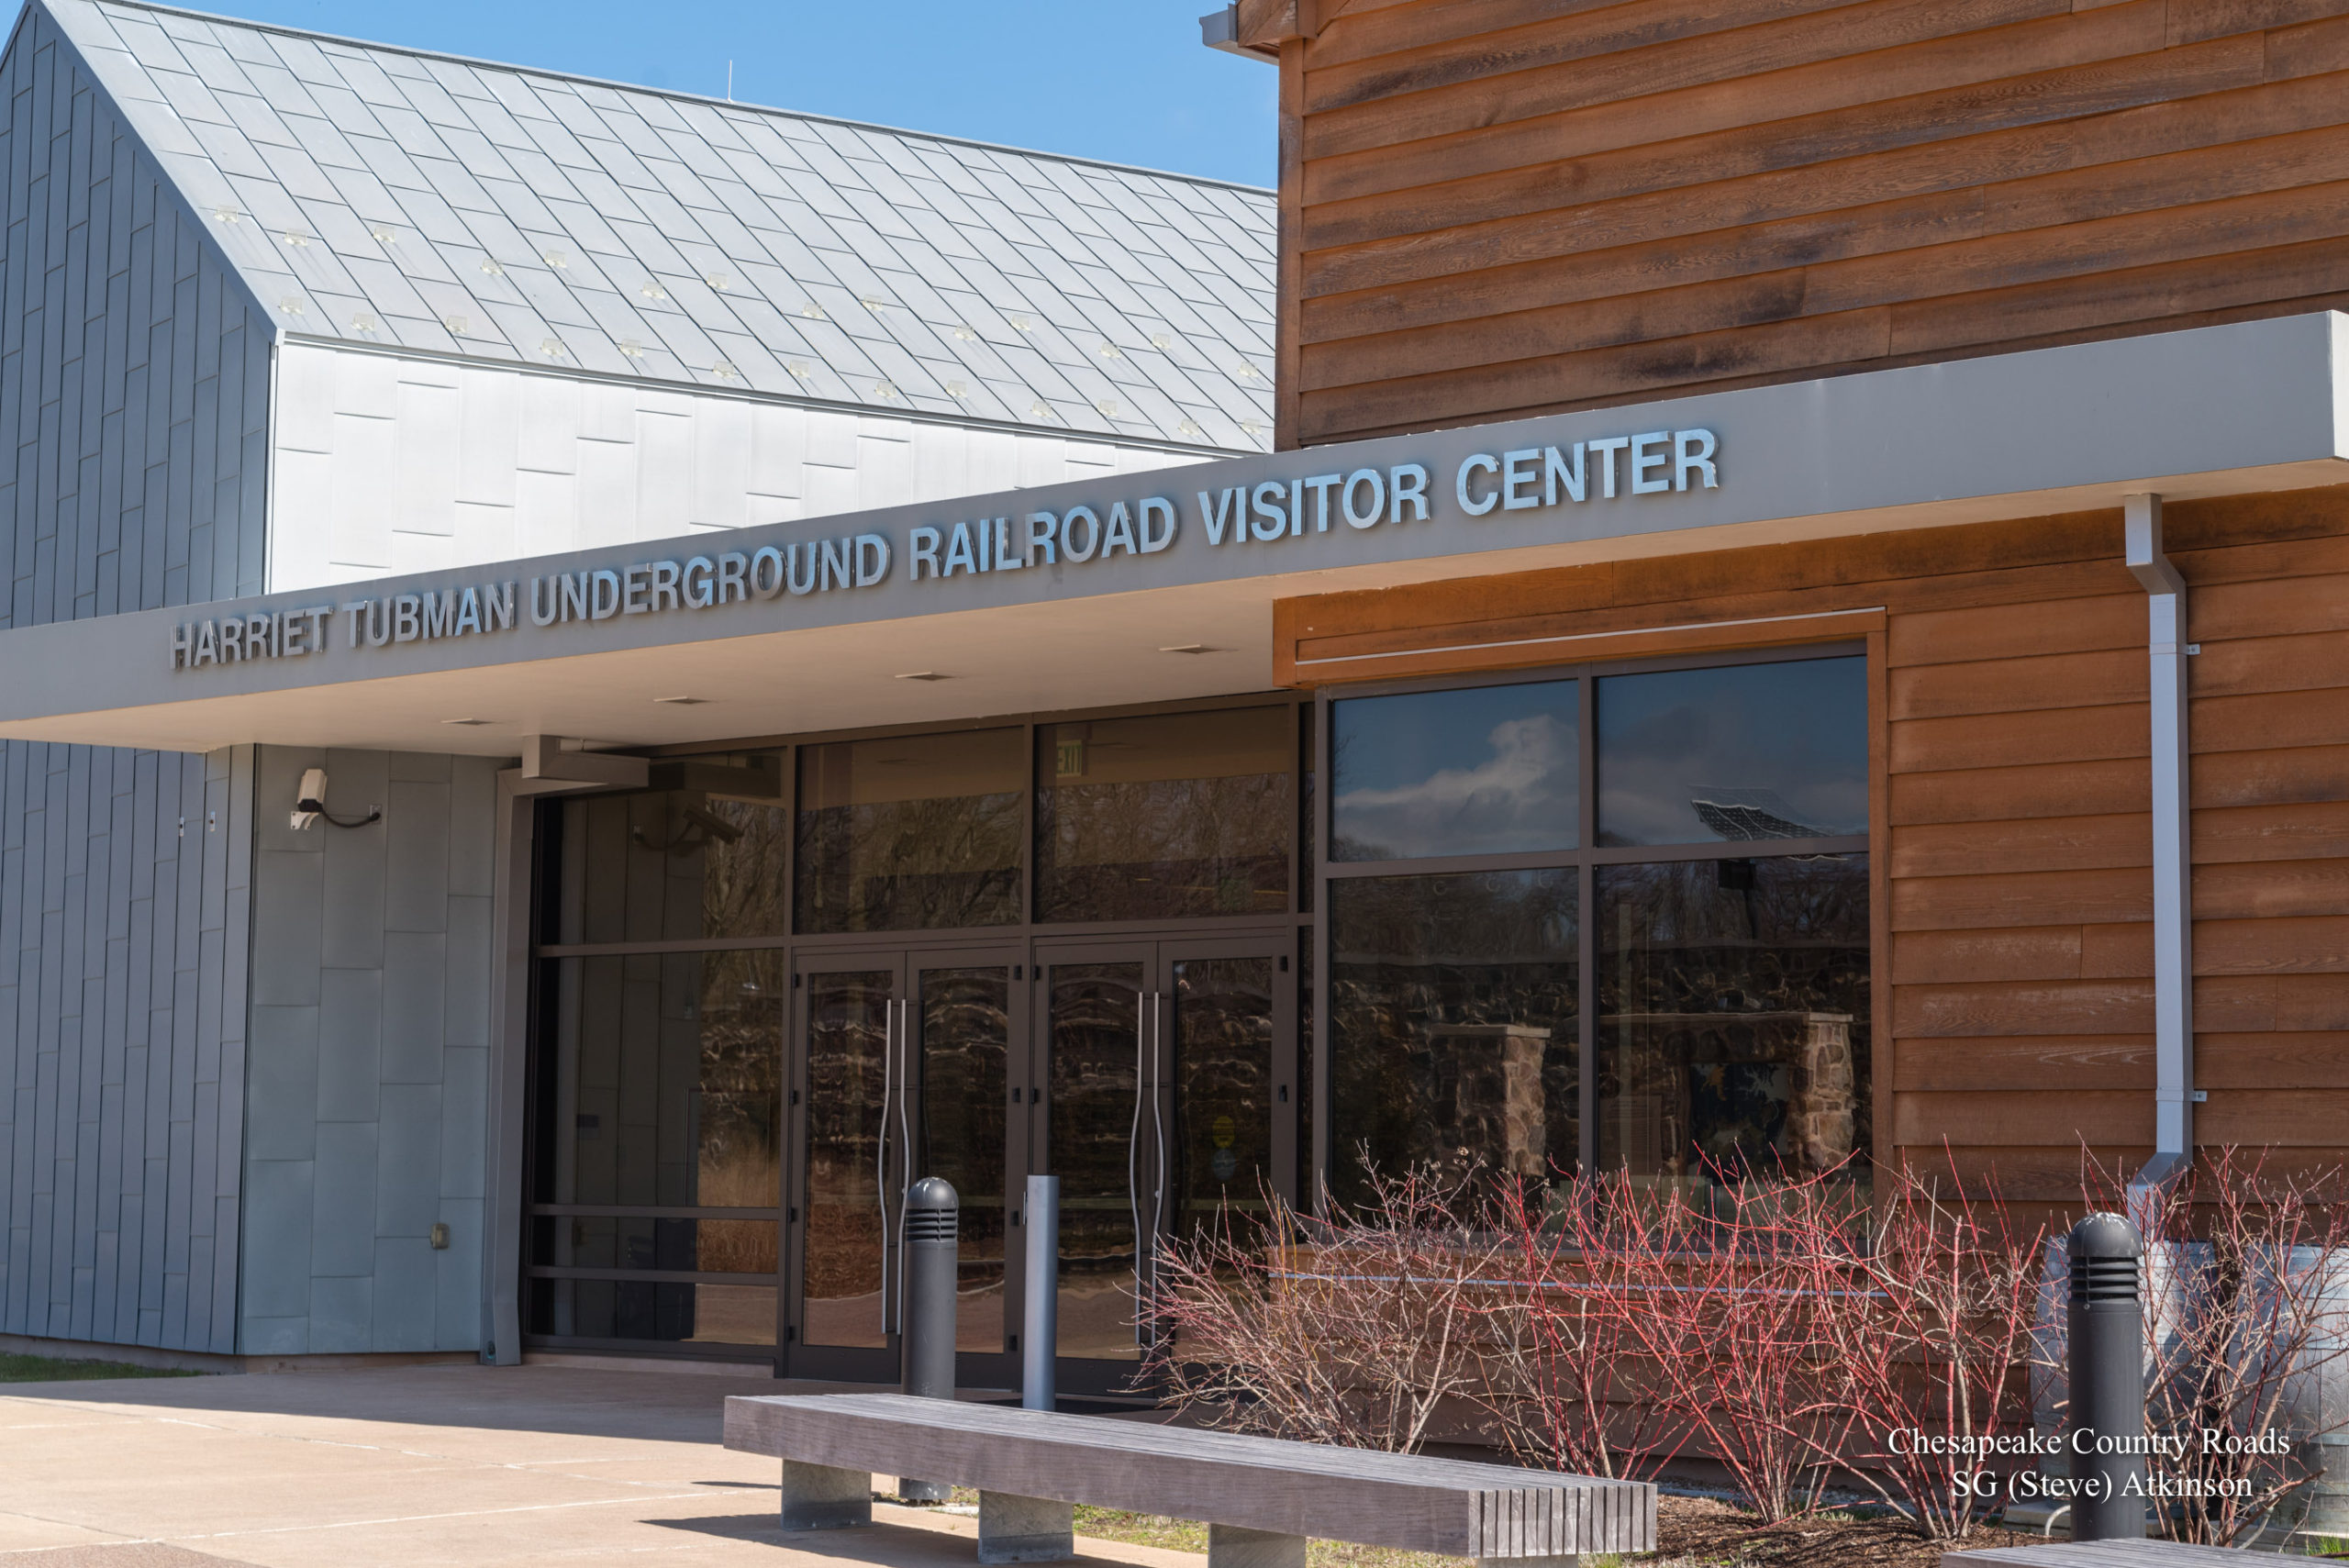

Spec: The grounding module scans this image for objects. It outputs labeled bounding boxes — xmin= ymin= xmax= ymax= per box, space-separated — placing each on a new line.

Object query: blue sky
xmin=132 ymin=0 xmax=1279 ymax=187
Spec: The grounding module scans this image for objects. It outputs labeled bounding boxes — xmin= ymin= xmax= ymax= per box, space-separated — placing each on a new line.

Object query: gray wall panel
xmin=0 ymin=6 xmax=273 ymax=1352
xmin=238 ymin=746 xmax=499 ymax=1354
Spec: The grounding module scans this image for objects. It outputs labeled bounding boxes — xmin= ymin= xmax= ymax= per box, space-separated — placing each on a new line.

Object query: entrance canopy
xmin=5 ymin=312 xmax=2346 ymax=756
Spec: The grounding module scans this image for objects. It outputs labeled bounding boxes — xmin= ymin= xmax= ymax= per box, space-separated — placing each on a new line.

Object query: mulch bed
xmin=1657 ymin=1494 xmax=2034 ymax=1568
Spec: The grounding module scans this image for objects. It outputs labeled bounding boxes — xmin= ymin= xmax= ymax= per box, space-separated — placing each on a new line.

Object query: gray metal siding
xmin=242 ymin=746 xmax=497 ymax=1355
xmin=0 ymin=741 xmax=250 ymax=1351
xmin=0 ymin=7 xmax=272 ymax=1352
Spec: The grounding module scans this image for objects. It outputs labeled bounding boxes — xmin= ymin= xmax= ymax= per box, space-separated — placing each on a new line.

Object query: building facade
xmin=0 ymin=0 xmax=1270 ymax=1363
xmin=5 ymin=0 xmax=2349 ymax=1386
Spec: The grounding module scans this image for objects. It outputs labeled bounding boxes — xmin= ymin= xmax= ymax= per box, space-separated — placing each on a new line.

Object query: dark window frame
xmin=518 ymin=691 xmax=1313 ymax=1358
xmin=1313 ymin=642 xmax=1871 ymax=1196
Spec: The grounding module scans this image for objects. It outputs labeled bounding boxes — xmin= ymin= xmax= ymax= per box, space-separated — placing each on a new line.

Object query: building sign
xmin=165 ymin=429 xmax=1719 ymax=671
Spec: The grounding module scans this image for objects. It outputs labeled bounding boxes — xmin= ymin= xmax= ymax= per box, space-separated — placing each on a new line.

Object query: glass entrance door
xmin=1028 ymin=937 xmax=1296 ymax=1398
xmin=785 ymin=947 xmax=1023 ymax=1384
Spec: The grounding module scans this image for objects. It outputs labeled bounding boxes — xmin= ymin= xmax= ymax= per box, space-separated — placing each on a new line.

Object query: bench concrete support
xmin=977 ymin=1492 xmax=1074 ymax=1563
xmin=1208 ymin=1524 xmax=1306 ymax=1568
xmin=779 ymin=1460 xmax=872 ymax=1531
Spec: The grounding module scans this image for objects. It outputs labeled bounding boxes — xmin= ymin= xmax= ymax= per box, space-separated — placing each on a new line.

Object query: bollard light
xmin=898 ymin=1175 xmax=958 ymax=1504
xmin=2067 ymin=1211 xmax=2147 ymax=1540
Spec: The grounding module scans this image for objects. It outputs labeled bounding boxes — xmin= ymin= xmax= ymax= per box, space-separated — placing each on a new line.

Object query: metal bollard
xmin=2067 ymin=1211 xmax=2147 ymax=1540
xmin=899 ymin=1175 xmax=957 ymax=1504
xmin=1022 ymin=1174 xmax=1059 ymax=1412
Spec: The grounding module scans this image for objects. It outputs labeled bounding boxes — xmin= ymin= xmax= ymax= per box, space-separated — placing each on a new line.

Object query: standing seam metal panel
xmin=0 ymin=6 xmax=271 ymax=1354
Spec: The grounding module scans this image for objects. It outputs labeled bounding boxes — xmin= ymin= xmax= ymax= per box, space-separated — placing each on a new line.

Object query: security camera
xmin=290 ymin=767 xmax=381 ymax=831
xmin=292 ymin=767 xmax=328 ymax=829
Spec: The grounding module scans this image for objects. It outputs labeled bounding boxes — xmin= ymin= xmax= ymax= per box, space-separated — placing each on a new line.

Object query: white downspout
xmin=2125 ymin=494 xmax=2196 ymax=1192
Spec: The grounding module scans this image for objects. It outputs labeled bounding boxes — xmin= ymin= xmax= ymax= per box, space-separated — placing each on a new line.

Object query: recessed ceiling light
xmin=894 ymin=672 xmax=949 ymax=682
xmin=654 ymin=695 xmax=708 ymax=705
xmin=441 ymin=717 xmax=494 ymax=726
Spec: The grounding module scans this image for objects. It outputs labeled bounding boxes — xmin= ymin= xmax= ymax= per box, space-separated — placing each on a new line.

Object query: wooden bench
xmin=724 ymin=1394 xmax=1655 ymax=1568
xmin=1943 ymin=1540 xmax=2256 ymax=1568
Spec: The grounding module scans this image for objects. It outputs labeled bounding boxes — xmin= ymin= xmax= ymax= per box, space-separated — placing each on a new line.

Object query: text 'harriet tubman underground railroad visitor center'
xmin=6 ymin=0 xmax=2349 ymax=1385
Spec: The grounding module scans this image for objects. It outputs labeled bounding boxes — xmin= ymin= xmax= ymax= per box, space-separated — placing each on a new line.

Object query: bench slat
xmin=1943 ymin=1540 xmax=2257 ymax=1568
xmin=723 ymin=1395 xmax=1653 ymax=1559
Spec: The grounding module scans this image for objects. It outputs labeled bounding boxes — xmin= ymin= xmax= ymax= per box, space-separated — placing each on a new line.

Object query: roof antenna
xmin=726 ymin=60 xmax=734 ymax=102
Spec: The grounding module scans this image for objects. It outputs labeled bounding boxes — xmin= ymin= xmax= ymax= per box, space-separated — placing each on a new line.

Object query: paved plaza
xmin=0 ymin=1366 xmax=1195 ymax=1568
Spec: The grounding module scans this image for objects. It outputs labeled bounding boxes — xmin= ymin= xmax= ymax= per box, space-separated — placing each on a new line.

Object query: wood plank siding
xmin=1275 ymin=485 xmax=2349 ymax=1204
xmin=1257 ymin=0 xmax=2349 ymax=448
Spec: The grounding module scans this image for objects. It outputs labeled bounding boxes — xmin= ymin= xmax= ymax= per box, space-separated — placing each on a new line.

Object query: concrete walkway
xmin=0 ymin=1365 xmax=1199 ymax=1568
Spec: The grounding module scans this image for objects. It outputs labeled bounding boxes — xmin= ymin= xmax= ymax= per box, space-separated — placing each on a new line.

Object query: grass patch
xmin=0 ymin=1351 xmax=197 ymax=1384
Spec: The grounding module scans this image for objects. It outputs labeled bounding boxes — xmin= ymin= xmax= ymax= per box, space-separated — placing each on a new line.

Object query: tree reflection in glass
xmin=796 ymin=728 xmax=1025 ymax=932
xmin=916 ymin=965 xmax=1009 ymax=1352
xmin=554 ymin=754 xmax=790 ymax=943
xmin=551 ymin=950 xmax=783 ymax=1211
xmin=1328 ymin=870 xmax=1578 ymax=1212
xmin=1596 ymin=855 xmax=1870 ymax=1198
xmin=535 ymin=949 xmax=784 ymax=1347
xmin=1037 ymin=707 xmax=1292 ymax=922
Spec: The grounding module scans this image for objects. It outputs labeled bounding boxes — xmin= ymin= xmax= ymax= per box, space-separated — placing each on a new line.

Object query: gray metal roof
xmin=39 ymin=0 xmax=1277 ymax=451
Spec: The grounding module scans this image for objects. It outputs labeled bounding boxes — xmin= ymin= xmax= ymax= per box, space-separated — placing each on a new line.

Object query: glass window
xmin=916 ymin=964 xmax=1011 ymax=1352
xmin=1596 ymin=657 xmax=1865 ymax=846
xmin=1331 ymin=681 xmax=1578 ymax=861
xmin=1328 ymin=870 xmax=1579 ymax=1210
xmin=1597 ymin=855 xmax=1870 ymax=1195
xmin=526 ymin=1278 xmax=776 ymax=1346
xmin=529 ymin=1216 xmax=778 ymax=1273
xmin=1036 ymin=706 xmax=1292 ymax=922
xmin=796 ymin=728 xmax=1024 ymax=933
xmin=541 ymin=950 xmax=784 ymax=1208
xmin=552 ymin=754 xmax=789 ymax=943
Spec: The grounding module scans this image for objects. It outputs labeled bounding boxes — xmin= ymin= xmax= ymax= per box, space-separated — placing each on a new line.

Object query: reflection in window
xmin=526 ymin=1278 xmax=776 ymax=1346
xmin=796 ymin=728 xmax=1024 ymax=932
xmin=530 ymin=1215 xmax=777 ymax=1272
xmin=539 ymin=950 xmax=784 ymax=1210
xmin=917 ymin=966 xmax=1010 ymax=1352
xmin=1597 ymin=856 xmax=1869 ymax=1196
xmin=553 ymin=754 xmax=790 ymax=943
xmin=1331 ymin=681 xmax=1578 ymax=861
xmin=1329 ymin=871 xmax=1578 ymax=1211
xmin=801 ymin=970 xmax=891 ymax=1350
xmin=1037 ymin=707 xmax=1292 ymax=922
xmin=1596 ymin=658 xmax=1865 ymax=846
xmin=1169 ymin=956 xmax=1277 ymax=1240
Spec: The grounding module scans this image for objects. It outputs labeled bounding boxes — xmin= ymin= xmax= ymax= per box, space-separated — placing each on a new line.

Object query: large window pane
xmin=796 ymin=729 xmax=1025 ymax=932
xmin=1329 ymin=870 xmax=1579 ymax=1210
xmin=1597 ymin=855 xmax=1870 ymax=1194
xmin=1037 ymin=707 xmax=1292 ymax=923
xmin=527 ymin=1278 xmax=775 ymax=1346
xmin=1331 ymin=681 xmax=1578 ymax=861
xmin=552 ymin=755 xmax=789 ymax=942
xmin=1597 ymin=657 xmax=1865 ymax=846
xmin=543 ymin=951 xmax=784 ymax=1209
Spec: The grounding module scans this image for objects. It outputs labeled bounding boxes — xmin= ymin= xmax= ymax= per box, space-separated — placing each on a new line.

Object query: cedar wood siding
xmin=1275 ymin=486 xmax=2349 ymax=1214
xmin=1275 ymin=0 xmax=2349 ymax=448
